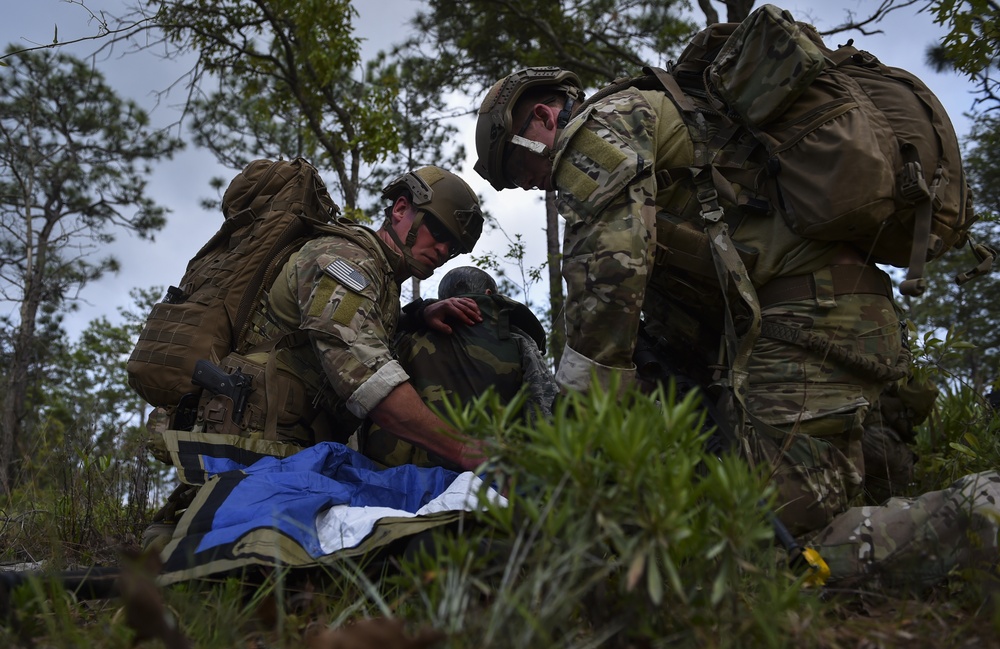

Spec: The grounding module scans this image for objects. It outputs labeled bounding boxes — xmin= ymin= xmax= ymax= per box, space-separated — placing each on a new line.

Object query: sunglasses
xmin=422 ymin=213 xmax=462 ymax=259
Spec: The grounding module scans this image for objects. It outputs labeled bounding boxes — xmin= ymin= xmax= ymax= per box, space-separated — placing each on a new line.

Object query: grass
xmin=0 ymin=379 xmax=999 ymax=648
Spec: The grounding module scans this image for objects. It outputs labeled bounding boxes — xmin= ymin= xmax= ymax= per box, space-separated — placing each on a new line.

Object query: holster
xmin=198 ymin=394 xmax=244 ymax=437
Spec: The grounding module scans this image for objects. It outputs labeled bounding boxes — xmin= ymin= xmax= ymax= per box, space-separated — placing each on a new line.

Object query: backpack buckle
xmin=697 ymin=187 xmax=724 ymax=222
xmin=899 ymin=161 xmax=930 ymax=203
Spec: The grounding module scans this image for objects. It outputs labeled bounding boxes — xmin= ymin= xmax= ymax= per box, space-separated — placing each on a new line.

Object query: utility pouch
xmin=708 ymin=4 xmax=827 ymax=125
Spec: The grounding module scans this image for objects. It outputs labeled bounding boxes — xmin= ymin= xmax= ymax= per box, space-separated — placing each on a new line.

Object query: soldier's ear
xmin=535 ymin=103 xmax=558 ymax=131
xmin=391 ymin=195 xmax=411 ymax=224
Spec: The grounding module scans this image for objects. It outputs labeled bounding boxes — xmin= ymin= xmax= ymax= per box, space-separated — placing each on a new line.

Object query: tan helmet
xmin=474 ymin=67 xmax=583 ymax=191
xmin=381 ymin=166 xmax=484 ymax=278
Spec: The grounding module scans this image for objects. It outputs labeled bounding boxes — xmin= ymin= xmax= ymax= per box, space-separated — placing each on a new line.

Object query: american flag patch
xmin=323 ymin=259 xmax=369 ymax=292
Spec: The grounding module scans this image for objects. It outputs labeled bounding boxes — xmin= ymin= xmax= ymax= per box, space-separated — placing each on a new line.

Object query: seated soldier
xmin=362 ymin=266 xmax=558 ymax=468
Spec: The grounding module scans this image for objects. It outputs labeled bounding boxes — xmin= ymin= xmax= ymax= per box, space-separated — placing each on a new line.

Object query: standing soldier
xmin=474 ymin=66 xmax=1000 ymax=587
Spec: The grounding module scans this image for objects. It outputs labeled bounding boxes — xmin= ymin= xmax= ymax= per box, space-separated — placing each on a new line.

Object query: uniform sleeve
xmin=291 ymin=241 xmax=408 ymax=418
xmin=551 ymin=95 xmax=661 ymax=393
xmin=510 ymin=327 xmax=559 ymax=419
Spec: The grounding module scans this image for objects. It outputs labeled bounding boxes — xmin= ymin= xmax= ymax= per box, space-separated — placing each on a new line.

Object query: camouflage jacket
xmin=256 ymin=222 xmax=408 ymax=438
xmin=550 ymin=86 xmax=849 ymax=392
xmin=364 ymin=293 xmax=557 ymax=468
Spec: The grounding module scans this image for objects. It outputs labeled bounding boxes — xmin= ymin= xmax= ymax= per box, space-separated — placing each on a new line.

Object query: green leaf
xmin=710 ymin=563 xmax=728 ymax=606
xmin=626 ymin=551 xmax=646 ymax=592
xmin=949 ymin=442 xmax=978 ymax=459
xmin=705 ymin=539 xmax=728 ymax=560
xmin=646 ymin=558 xmax=664 ymax=606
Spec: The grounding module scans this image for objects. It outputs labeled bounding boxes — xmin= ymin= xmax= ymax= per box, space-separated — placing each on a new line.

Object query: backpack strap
xmin=897 ymin=143 xmax=938 ymax=296
xmin=644 ymin=66 xmax=697 ymax=113
xmin=688 ymin=166 xmax=764 ymax=446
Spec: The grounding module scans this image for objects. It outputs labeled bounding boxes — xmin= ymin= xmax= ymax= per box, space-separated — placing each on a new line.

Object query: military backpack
xmin=126 ymin=158 xmax=339 ymax=409
xmin=605 ymin=4 xmax=993 ymax=296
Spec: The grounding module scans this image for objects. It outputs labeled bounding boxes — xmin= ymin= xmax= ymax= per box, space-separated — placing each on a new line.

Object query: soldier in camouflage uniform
xmin=473 ymin=67 xmax=1000 ymax=586
xmin=143 ymin=166 xmax=487 ymax=552
xmin=236 ymin=166 xmax=488 ymax=469
xmin=364 ymin=266 xmax=558 ymax=468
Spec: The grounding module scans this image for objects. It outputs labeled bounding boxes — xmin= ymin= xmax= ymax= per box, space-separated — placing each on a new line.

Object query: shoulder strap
xmin=687 ymin=166 xmax=768 ymax=453
xmin=312 ymin=218 xmax=389 ymax=263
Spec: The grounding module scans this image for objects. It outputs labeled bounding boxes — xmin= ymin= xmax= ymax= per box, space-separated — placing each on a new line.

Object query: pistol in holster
xmin=191 ymin=359 xmax=254 ymax=437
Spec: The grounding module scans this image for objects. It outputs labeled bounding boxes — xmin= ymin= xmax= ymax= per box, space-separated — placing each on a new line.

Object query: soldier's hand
xmin=424 ymin=297 xmax=483 ymax=334
xmin=455 ymin=438 xmax=489 ymax=473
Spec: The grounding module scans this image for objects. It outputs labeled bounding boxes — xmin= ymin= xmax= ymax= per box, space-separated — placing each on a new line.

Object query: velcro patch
xmin=323 ymin=259 xmax=369 ymax=292
xmin=574 ymin=127 xmax=628 ymax=172
xmin=555 ymin=164 xmax=599 ymax=203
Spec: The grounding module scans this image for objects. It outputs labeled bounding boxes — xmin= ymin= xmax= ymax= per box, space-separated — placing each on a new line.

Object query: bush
xmin=387 ymin=380 xmax=821 ymax=648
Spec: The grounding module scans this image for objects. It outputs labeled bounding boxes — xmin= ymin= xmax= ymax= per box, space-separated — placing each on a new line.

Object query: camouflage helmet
xmin=474 ymin=67 xmax=583 ymax=191
xmin=381 ymin=166 xmax=484 ymax=278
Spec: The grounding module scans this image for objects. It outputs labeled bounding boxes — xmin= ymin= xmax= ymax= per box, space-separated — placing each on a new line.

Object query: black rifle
xmin=191 ymin=360 xmax=253 ymax=425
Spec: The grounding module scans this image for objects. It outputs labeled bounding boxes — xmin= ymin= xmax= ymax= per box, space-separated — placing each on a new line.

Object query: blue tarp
xmin=158 ymin=442 xmax=503 ymax=583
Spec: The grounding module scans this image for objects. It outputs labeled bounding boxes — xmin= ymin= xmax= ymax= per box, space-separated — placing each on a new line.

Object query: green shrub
xmin=389 ymin=379 xmax=822 ymax=648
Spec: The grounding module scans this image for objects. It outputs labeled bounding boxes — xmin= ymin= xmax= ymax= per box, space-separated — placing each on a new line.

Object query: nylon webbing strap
xmin=644 ymin=66 xmax=696 ymax=113
xmin=251 ymin=330 xmax=310 ymax=441
xmin=899 ymin=144 xmax=936 ymax=297
xmin=955 ymin=239 xmax=997 ymax=285
xmin=691 ymin=166 xmax=762 ymax=438
xmin=759 ymin=321 xmax=910 ymax=382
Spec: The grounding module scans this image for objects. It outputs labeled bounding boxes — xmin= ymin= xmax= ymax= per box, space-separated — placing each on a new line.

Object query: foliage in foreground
xmin=1 ymin=374 xmax=999 ymax=647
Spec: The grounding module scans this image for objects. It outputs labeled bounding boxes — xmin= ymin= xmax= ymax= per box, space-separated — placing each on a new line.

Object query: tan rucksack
xmin=127 ymin=158 xmax=339 ymax=408
xmin=642 ymin=4 xmax=994 ymax=296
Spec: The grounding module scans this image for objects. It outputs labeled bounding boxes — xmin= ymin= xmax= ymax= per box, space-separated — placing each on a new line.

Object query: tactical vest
xmin=197 ymin=219 xmax=395 ymax=447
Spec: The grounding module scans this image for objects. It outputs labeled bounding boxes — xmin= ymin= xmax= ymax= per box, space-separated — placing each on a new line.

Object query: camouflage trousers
xmin=810 ymin=471 xmax=1000 ymax=589
xmin=742 ymin=291 xmax=904 ymax=537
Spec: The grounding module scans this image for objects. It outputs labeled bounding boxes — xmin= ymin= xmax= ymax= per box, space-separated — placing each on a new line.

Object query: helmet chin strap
xmin=556 ymin=95 xmax=577 ymax=128
xmin=508 ymin=94 xmax=577 ymax=161
xmin=384 ymin=209 xmax=434 ymax=280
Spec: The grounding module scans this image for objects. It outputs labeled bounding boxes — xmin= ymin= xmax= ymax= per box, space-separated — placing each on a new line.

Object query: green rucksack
xmin=639 ymin=4 xmax=994 ymax=296
xmin=126 ymin=158 xmax=339 ymax=408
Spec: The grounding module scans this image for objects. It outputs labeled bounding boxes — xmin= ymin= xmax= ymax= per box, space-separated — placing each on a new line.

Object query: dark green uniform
xmin=364 ymin=293 xmax=557 ymax=468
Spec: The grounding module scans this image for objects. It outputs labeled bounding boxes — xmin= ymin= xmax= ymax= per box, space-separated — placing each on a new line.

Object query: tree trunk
xmin=545 ymin=191 xmax=565 ymax=366
xmin=0 ymin=305 xmax=36 ymax=494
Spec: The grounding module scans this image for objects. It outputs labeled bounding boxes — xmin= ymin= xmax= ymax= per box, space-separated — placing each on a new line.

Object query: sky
xmin=1 ymin=0 xmax=982 ymax=340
